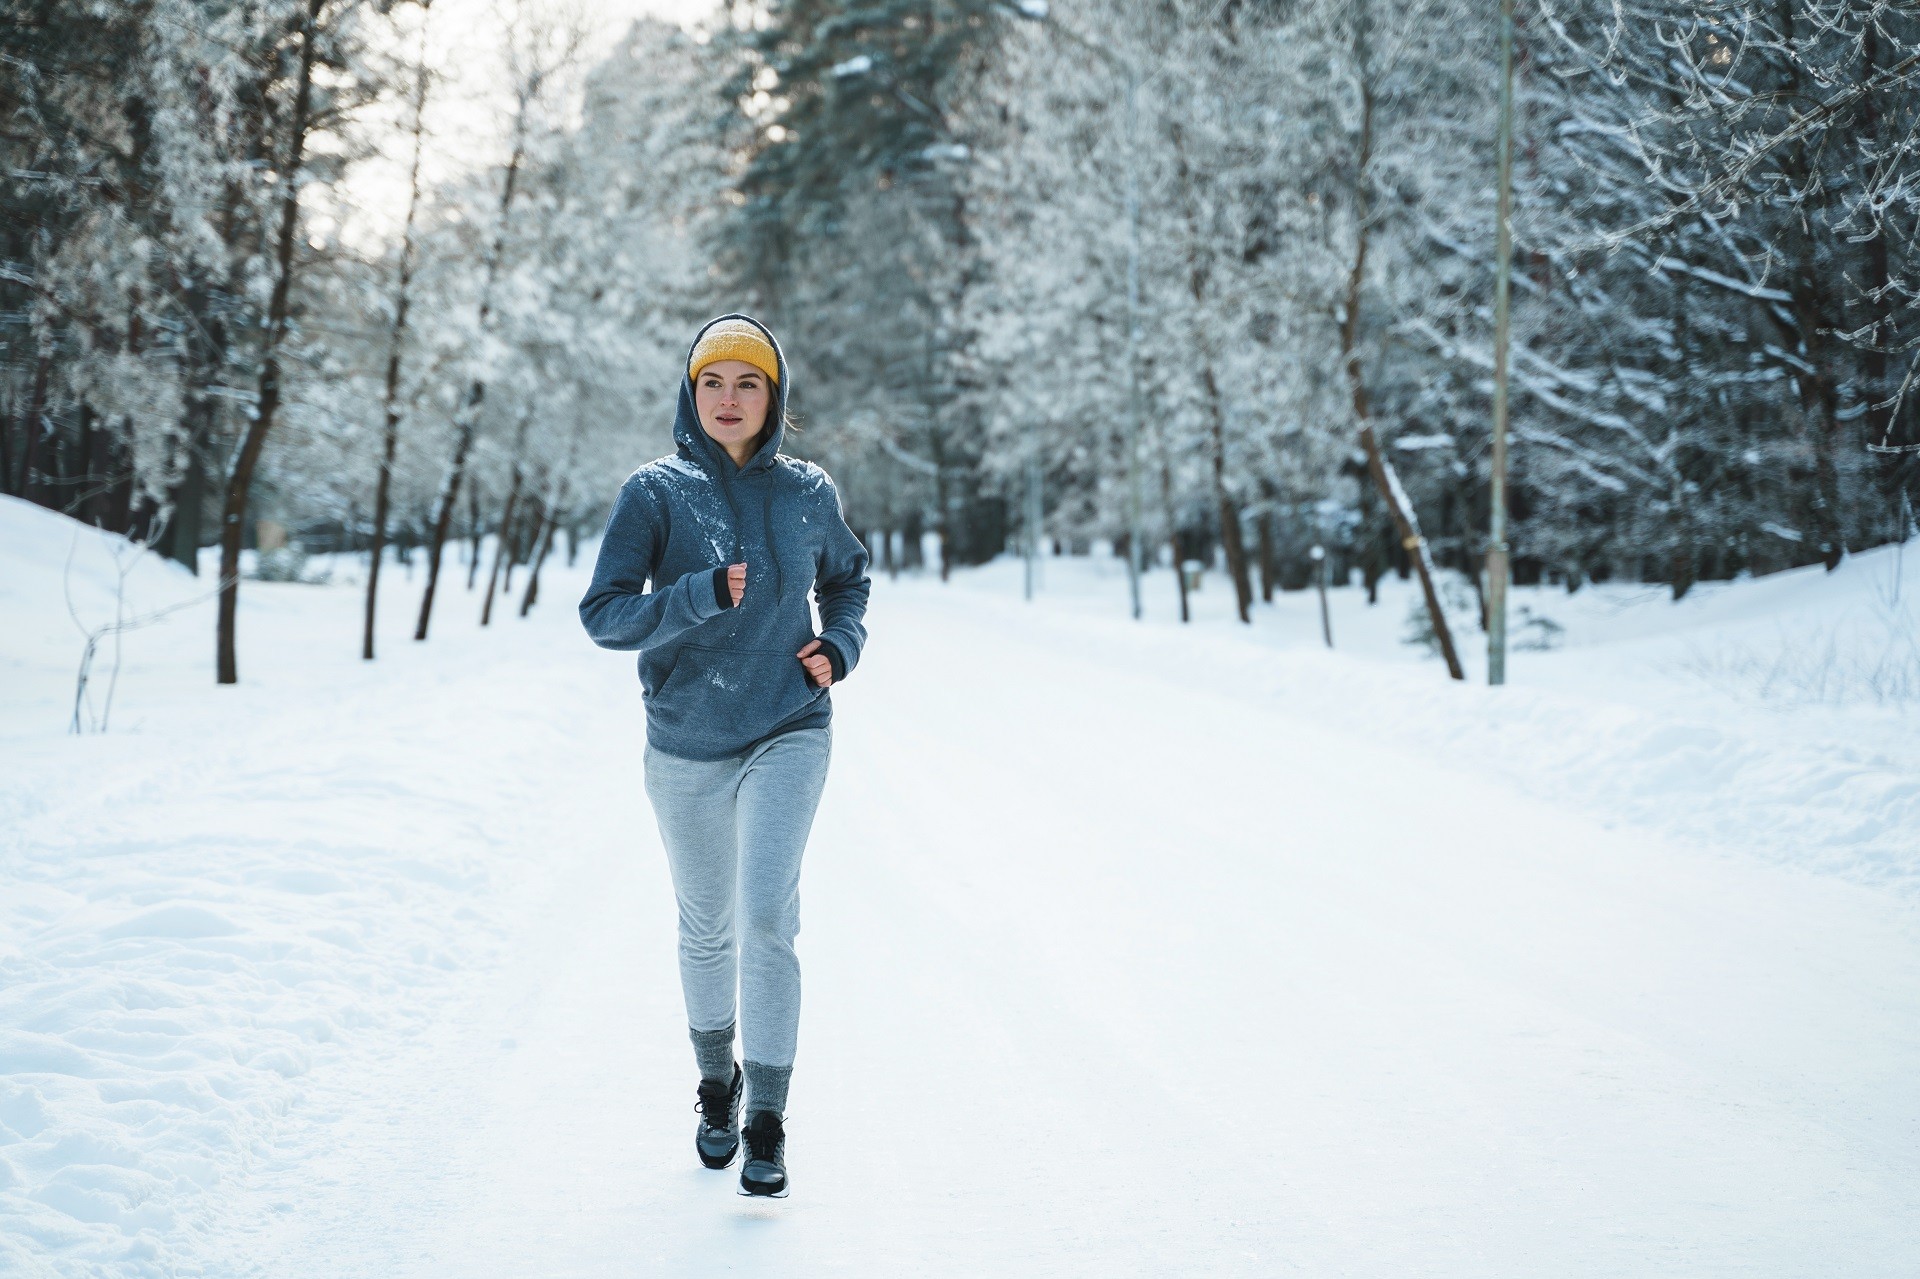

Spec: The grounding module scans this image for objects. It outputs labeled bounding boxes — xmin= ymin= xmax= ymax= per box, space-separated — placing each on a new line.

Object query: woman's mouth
xmin=716 ymin=414 xmax=742 ymax=426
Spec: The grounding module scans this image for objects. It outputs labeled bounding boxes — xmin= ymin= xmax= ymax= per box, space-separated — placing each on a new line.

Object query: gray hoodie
xmin=579 ymin=314 xmax=871 ymax=760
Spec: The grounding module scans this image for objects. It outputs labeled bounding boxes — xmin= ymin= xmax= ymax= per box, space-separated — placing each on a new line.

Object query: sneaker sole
xmin=736 ymin=1181 xmax=789 ymax=1198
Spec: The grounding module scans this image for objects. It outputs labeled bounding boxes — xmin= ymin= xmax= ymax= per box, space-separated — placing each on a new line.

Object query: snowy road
xmin=5 ymin=506 xmax=1919 ymax=1276
xmin=236 ymin=570 xmax=1918 ymax=1276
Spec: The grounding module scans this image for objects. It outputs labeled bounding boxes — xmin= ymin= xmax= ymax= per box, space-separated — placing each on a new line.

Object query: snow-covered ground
xmin=3 ymin=492 xmax=1917 ymax=1277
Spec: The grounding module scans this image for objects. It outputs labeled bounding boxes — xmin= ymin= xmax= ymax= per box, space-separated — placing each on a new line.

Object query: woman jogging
xmin=579 ymin=314 xmax=871 ymax=1198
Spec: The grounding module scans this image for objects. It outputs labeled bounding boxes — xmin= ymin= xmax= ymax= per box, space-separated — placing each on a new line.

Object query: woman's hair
xmin=755 ymin=401 xmax=798 ymax=452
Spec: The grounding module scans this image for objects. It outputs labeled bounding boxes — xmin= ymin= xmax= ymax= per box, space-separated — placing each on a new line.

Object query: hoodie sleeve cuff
xmin=710 ymin=566 xmax=736 ymax=611
xmin=818 ymin=637 xmax=848 ymax=683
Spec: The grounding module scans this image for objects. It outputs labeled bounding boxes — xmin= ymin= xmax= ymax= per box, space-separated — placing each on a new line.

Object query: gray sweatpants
xmin=643 ymin=726 xmax=831 ymax=1082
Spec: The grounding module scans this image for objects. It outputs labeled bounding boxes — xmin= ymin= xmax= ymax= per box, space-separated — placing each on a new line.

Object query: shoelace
xmin=743 ymin=1118 xmax=783 ymax=1164
xmin=695 ymin=1079 xmax=736 ymax=1130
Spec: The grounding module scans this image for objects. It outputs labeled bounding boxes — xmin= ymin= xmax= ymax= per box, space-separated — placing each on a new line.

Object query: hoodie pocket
xmin=648 ymin=643 xmax=824 ymax=739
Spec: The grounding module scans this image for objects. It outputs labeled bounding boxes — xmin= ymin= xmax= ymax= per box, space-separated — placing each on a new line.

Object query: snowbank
xmin=0 ymin=497 xmax=540 ymax=1277
xmin=940 ymin=545 xmax=1920 ymax=892
xmin=2 ymin=495 xmax=1914 ymax=1276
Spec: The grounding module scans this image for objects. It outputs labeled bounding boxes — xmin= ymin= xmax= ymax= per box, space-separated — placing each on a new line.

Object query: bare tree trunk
xmin=466 ymin=482 xmax=484 ymax=589
xmin=929 ymin=409 xmax=952 ymax=581
xmin=416 ymin=82 xmax=533 ymax=642
xmin=518 ymin=417 xmax=581 ymax=617
xmin=1339 ymin=12 xmax=1464 ymax=680
xmin=0 ymin=399 xmax=12 ymax=499
xmin=902 ymin=509 xmax=925 ymax=570
xmin=1201 ymin=365 xmax=1253 ymax=623
xmin=16 ymin=351 xmax=51 ymax=504
xmin=1355 ymin=425 xmax=1464 ymax=677
xmin=1467 ymin=549 xmax=1489 ymax=630
xmin=161 ymin=437 xmax=205 ymax=574
xmin=1158 ymin=440 xmax=1190 ymax=623
xmin=216 ymin=0 xmax=323 ymax=685
xmin=364 ymin=5 xmax=433 ymax=661
xmin=480 ymin=484 xmax=520 ymax=627
xmin=1166 ymin=118 xmax=1253 ymax=623
xmin=505 ymin=493 xmax=540 ymax=596
xmin=163 ymin=233 xmax=235 ymax=574
xmin=48 ymin=420 xmax=72 ymax=512
xmin=78 ymin=403 xmax=104 ymax=525
xmin=480 ymin=411 xmax=531 ymax=626
xmin=415 ymin=413 xmax=478 ymax=640
xmin=1669 ymin=479 xmax=1699 ymax=601
xmin=103 ymin=427 xmax=134 ymax=533
xmin=512 ymin=424 xmax=584 ymax=611
xmin=519 ymin=484 xmax=567 ymax=617
xmin=1257 ymin=508 xmax=1277 ymax=603
xmin=103 ymin=305 xmax=146 ymax=536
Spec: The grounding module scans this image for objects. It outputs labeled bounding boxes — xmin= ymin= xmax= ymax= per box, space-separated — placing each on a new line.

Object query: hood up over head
xmin=672 ymin=313 xmax=792 ymax=592
xmin=674 ymin=312 xmax=788 ymax=478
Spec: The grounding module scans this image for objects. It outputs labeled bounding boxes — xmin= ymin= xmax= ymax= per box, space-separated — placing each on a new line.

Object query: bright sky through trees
xmin=336 ymin=0 xmax=716 ymax=247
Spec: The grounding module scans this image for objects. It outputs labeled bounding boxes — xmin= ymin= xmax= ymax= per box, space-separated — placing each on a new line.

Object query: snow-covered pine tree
xmin=723 ymin=0 xmax=1020 ymax=574
xmin=1540 ymin=0 xmax=1919 ymax=576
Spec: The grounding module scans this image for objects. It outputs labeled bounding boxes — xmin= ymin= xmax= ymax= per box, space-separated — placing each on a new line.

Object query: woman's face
xmin=694 ymin=360 xmax=771 ymax=455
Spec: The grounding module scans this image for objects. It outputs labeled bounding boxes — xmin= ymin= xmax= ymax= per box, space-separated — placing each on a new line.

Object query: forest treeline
xmin=3 ymin=0 xmax=1916 ymax=680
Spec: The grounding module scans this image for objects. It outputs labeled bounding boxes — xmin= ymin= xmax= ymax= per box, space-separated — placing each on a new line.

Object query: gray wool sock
xmin=690 ymin=1023 xmax=736 ymax=1085
xmin=743 ymin=1061 xmax=791 ymax=1119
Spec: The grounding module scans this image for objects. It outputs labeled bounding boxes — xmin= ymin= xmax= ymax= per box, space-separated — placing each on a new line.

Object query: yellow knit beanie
xmin=688 ymin=318 xmax=780 ymax=386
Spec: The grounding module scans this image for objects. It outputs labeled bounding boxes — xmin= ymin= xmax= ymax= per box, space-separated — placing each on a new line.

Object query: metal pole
xmin=1019 ymin=9 xmax=1161 ymax=621
xmin=1027 ymin=441 xmax=1044 ymax=598
xmin=1123 ymin=79 xmax=1145 ymax=621
xmin=1029 ymin=435 xmax=1044 ymax=595
xmin=1024 ymin=450 xmax=1036 ymax=601
xmin=1312 ymin=544 xmax=1333 ymax=648
xmin=1486 ymin=0 xmax=1516 ymax=685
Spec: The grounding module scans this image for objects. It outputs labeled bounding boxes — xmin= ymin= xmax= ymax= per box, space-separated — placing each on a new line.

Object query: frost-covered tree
xmin=13 ymin=0 xmax=1915 ymax=680
xmin=1 ymin=0 xmax=401 ymax=681
xmin=719 ymin=0 xmax=1020 ymax=574
xmin=410 ymin=0 xmax=587 ymax=642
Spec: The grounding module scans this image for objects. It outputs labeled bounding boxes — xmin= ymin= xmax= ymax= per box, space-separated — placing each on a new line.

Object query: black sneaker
xmin=737 ymin=1111 xmax=788 ymax=1197
xmin=695 ymin=1064 xmax=742 ymax=1169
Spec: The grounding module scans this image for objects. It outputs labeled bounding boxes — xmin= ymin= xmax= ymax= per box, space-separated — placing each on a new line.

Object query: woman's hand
xmin=727 ymin=562 xmax=746 ymax=606
xmin=796 ymin=638 xmax=834 ymax=688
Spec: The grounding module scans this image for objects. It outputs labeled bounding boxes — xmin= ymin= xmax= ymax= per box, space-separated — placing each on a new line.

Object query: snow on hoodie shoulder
xmin=579 ymin=314 xmax=871 ymax=761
